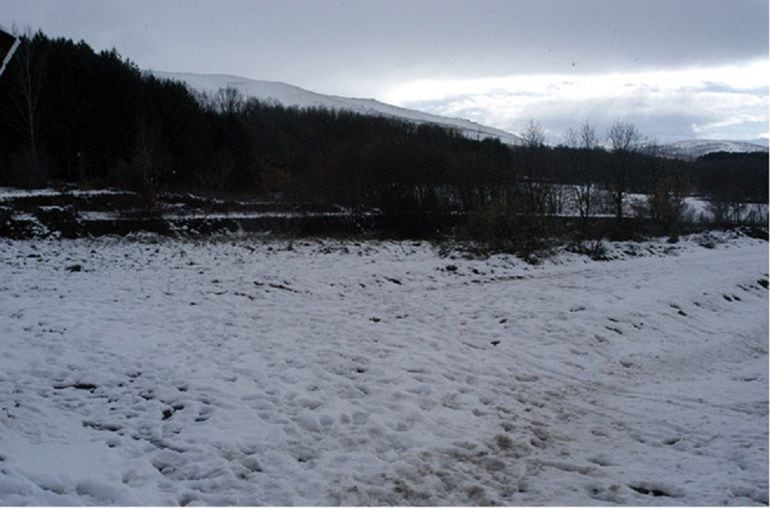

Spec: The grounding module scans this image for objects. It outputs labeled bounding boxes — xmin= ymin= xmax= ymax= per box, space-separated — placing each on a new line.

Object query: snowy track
xmin=0 ymin=234 xmax=767 ymax=505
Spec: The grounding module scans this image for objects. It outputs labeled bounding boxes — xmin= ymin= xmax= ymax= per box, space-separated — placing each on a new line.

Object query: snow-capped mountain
xmin=658 ymin=139 xmax=768 ymax=159
xmin=152 ymin=71 xmax=523 ymax=145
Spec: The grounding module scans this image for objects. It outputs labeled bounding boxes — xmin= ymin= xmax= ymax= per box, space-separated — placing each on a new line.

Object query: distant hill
xmin=657 ymin=139 xmax=768 ymax=159
xmin=152 ymin=71 xmax=524 ymax=146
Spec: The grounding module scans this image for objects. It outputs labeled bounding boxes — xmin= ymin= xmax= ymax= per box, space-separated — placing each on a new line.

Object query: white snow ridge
xmin=0 ymin=233 xmax=767 ymax=505
xmin=658 ymin=139 xmax=767 ymax=159
xmin=152 ymin=71 xmax=524 ymax=146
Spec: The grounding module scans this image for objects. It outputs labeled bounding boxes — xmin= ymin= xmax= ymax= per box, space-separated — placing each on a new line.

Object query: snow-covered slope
xmin=152 ymin=71 xmax=523 ymax=145
xmin=659 ymin=139 xmax=768 ymax=159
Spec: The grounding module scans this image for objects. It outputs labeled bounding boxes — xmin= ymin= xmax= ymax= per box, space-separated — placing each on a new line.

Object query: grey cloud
xmin=3 ymin=0 xmax=767 ymax=92
xmin=409 ymin=81 xmax=767 ymax=143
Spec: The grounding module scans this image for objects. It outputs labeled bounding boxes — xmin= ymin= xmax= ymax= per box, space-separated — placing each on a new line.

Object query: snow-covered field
xmin=0 ymin=232 xmax=767 ymax=505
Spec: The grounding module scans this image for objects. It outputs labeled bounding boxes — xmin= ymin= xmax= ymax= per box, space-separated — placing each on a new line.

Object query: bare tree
xmin=605 ymin=120 xmax=643 ymax=220
xmin=214 ymin=86 xmax=245 ymax=116
xmin=564 ymin=122 xmax=600 ymax=218
xmin=563 ymin=127 xmax=578 ymax=148
xmin=3 ymin=28 xmax=47 ymax=184
xmin=607 ymin=120 xmax=642 ymax=152
xmin=564 ymin=122 xmax=599 ymax=150
xmin=519 ymin=119 xmax=551 ymax=213
xmin=578 ymin=122 xmax=599 ymax=150
xmin=521 ymin=119 xmax=546 ymax=148
xmin=132 ymin=117 xmax=168 ymax=208
xmin=190 ymin=88 xmax=216 ymax=112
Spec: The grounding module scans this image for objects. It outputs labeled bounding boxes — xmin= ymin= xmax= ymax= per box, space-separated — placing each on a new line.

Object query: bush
xmin=461 ymin=200 xmax=556 ymax=257
xmin=567 ymin=239 xmax=609 ymax=260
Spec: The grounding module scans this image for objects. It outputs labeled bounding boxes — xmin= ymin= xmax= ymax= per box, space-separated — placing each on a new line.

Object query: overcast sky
xmin=4 ymin=0 xmax=769 ymax=142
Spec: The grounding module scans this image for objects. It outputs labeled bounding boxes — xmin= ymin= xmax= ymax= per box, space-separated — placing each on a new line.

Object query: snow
xmin=546 ymin=186 xmax=768 ymax=222
xmin=623 ymin=192 xmax=768 ymax=223
xmin=659 ymin=139 xmax=768 ymax=159
xmin=0 ymin=188 xmax=126 ymax=200
xmin=151 ymin=71 xmax=523 ymax=146
xmin=0 ymin=233 xmax=767 ymax=505
xmin=76 ymin=211 xmax=354 ymax=221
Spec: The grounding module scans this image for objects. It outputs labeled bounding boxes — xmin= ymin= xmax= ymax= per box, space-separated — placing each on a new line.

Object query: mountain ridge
xmin=657 ymin=139 xmax=768 ymax=159
xmin=151 ymin=70 xmax=524 ymax=145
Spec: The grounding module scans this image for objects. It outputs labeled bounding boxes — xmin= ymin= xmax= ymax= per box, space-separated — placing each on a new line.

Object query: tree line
xmin=0 ymin=31 xmax=766 ymax=236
